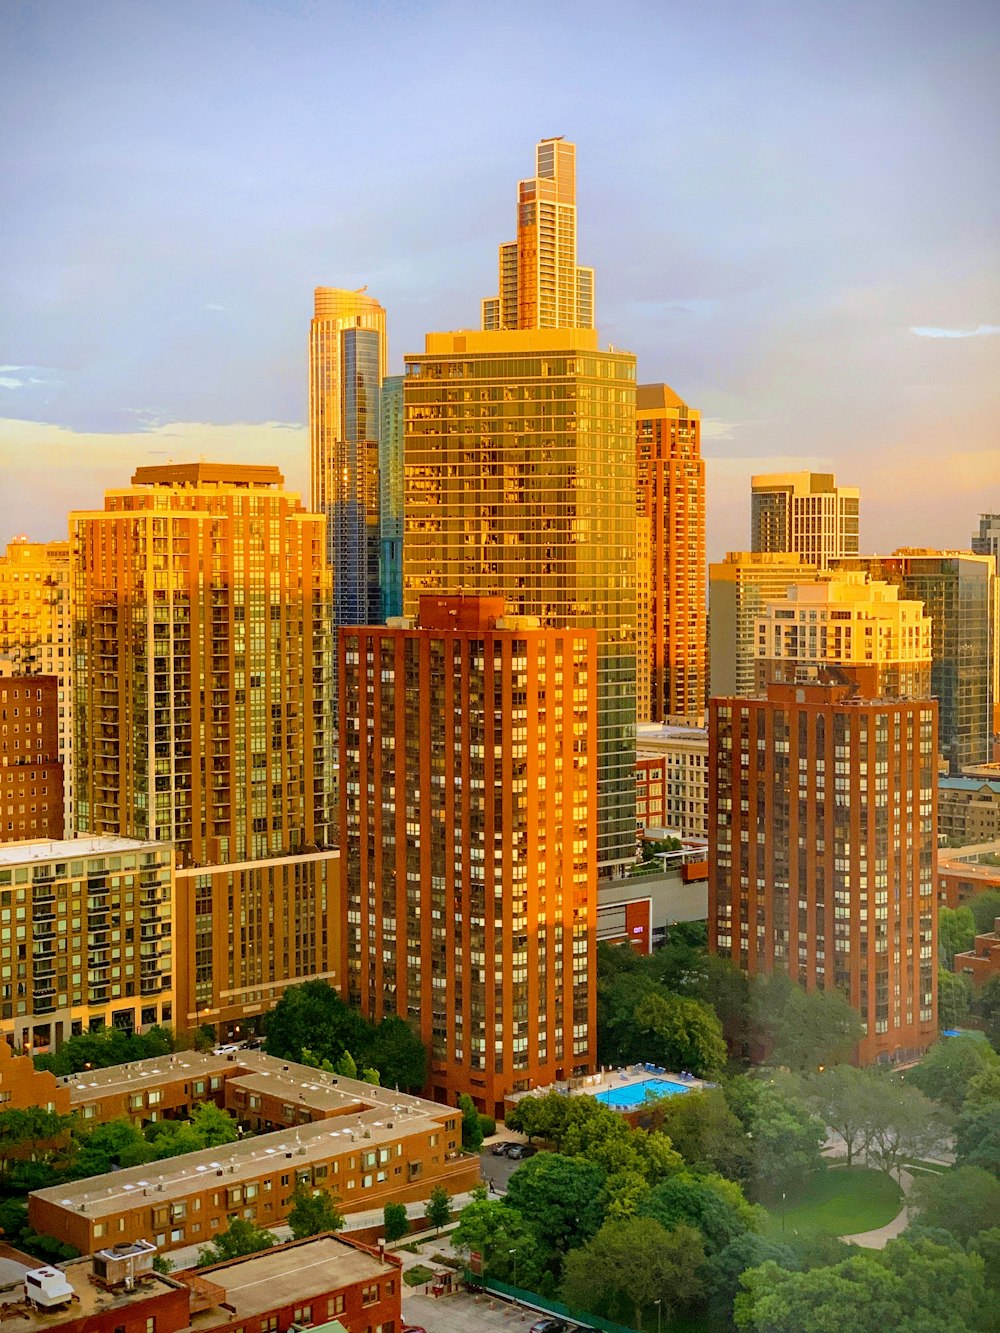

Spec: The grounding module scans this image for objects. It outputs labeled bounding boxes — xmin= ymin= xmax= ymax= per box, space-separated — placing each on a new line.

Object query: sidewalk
xmin=841 ymin=1168 xmax=915 ymax=1250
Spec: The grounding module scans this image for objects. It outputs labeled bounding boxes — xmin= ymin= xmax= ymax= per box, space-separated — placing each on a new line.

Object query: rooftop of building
xmin=939 ymin=777 xmax=1000 ymax=793
xmin=184 ymin=1234 xmax=397 ymax=1327
xmin=938 ymin=840 xmax=1000 ymax=867
xmin=0 ymin=1258 xmax=181 ymax=1333
xmin=714 ymin=550 xmax=818 ymax=569
xmin=0 ymin=837 xmax=160 ymax=868
xmin=750 ymin=471 xmax=858 ymax=497
xmin=130 ymin=463 xmax=286 ymax=488
xmin=636 ymin=383 xmax=699 ymax=416
xmin=415 ymin=326 xmax=602 ymax=356
xmin=636 ymin=722 xmax=708 ymax=744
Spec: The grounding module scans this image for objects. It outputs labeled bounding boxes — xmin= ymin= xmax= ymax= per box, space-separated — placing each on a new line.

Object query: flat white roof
xmin=0 ymin=836 xmax=163 ymax=867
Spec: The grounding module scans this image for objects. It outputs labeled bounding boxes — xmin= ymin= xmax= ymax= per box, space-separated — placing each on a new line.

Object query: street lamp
xmin=781 ymin=1191 xmax=787 ymax=1234
xmin=655 ymin=1297 xmax=662 ymax=1333
xmin=508 ymin=1247 xmax=517 ymax=1289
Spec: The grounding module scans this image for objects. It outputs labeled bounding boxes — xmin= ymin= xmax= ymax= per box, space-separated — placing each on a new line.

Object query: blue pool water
xmin=595 ymin=1077 xmax=691 ymax=1109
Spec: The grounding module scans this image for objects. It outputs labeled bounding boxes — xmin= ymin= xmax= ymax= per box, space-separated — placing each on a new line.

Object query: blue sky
xmin=1 ymin=0 xmax=997 ymax=557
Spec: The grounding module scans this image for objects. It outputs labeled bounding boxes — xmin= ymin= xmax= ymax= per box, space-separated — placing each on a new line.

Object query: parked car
xmin=506 ymin=1143 xmax=537 ymax=1160
xmin=490 ymin=1141 xmax=512 ymax=1156
xmin=528 ymin=1319 xmax=568 ymax=1333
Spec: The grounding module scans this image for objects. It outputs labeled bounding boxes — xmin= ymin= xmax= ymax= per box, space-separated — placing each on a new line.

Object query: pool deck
xmin=506 ymin=1063 xmax=706 ymax=1112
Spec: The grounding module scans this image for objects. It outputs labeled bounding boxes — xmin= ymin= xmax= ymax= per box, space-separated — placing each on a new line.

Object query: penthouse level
xmin=30 ymin=1088 xmax=475 ymax=1256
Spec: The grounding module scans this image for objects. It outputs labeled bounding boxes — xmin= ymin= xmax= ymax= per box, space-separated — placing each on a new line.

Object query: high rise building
xmin=751 ymin=472 xmax=860 ymax=569
xmin=710 ymin=679 xmax=937 ymax=1065
xmin=636 ymin=383 xmax=705 ymax=722
xmin=0 ymin=836 xmax=174 ymax=1052
xmin=481 ymin=137 xmax=594 ymax=332
xmin=832 ymin=550 xmax=994 ymax=773
xmin=972 ymin=515 xmax=1000 ymax=745
xmin=379 ymin=374 xmax=405 ymax=621
xmin=0 ymin=675 xmax=63 ymax=843
xmin=309 ymin=287 xmax=388 ymax=634
xmin=709 ymin=551 xmax=818 ymax=697
xmin=339 ymin=596 xmax=597 ymax=1117
xmin=755 ymin=572 xmax=933 ymax=699
xmin=0 ymin=539 xmax=74 ymax=832
xmin=71 ymin=463 xmax=338 ymax=1037
xmin=403 ymin=326 xmax=637 ymax=872
xmin=973 ymin=514 xmax=1000 ymax=568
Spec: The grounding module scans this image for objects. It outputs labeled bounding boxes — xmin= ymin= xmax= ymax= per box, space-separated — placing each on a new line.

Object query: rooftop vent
xmin=25 ymin=1267 xmax=74 ymax=1309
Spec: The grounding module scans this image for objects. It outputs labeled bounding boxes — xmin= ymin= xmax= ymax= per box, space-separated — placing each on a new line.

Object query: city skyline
xmin=1 ymin=1 xmax=997 ymax=558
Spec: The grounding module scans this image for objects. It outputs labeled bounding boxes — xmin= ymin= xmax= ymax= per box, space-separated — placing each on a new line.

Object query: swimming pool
xmin=595 ymin=1077 xmax=691 ymax=1109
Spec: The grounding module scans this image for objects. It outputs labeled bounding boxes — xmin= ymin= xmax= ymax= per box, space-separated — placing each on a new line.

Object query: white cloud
xmin=205 ymin=303 xmax=225 ymax=312
xmin=911 ymin=324 xmax=1000 ymax=339
xmin=0 ymin=377 xmax=24 ymax=389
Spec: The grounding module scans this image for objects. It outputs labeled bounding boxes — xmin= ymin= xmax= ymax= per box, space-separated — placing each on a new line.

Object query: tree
xmin=334 ymin=1049 xmax=358 ymax=1079
xmin=503 ymin=1153 xmax=606 ymax=1253
xmin=197 ymin=1217 xmax=276 ymax=1265
xmin=938 ymin=969 xmax=973 ymax=1029
xmin=956 ymin=1101 xmax=1000 ymax=1177
xmin=965 ymin=1063 xmax=1000 ymax=1108
xmin=741 ymin=1082 xmax=827 ymax=1194
xmin=969 ymin=1228 xmax=1000 ymax=1295
xmin=735 ymin=1239 xmax=993 ymax=1333
xmin=34 ymin=1025 xmax=175 ymax=1077
xmin=70 ymin=1118 xmax=152 ymax=1178
xmin=458 ymin=1093 xmax=483 ymax=1153
xmin=909 ymin=1035 xmax=999 ymax=1111
xmin=0 ymin=1107 xmax=73 ymax=1183
xmin=425 ymin=1184 xmax=452 ymax=1234
xmin=861 ymin=1080 xmax=948 ymax=1178
xmin=361 ymin=1014 xmax=427 ymax=1090
xmin=383 ymin=1201 xmax=409 ymax=1243
xmin=704 ymin=1233 xmax=798 ymax=1325
xmin=971 ymin=975 xmax=1000 ymax=1051
xmin=754 ymin=976 xmax=863 ymax=1073
xmin=938 ymin=906 xmax=977 ymax=969
xmin=452 ymin=1195 xmax=548 ymax=1288
xmin=561 ymin=1216 xmax=705 ymax=1329
xmin=263 ymin=980 xmax=367 ymax=1065
xmin=807 ymin=1064 xmax=878 ymax=1167
xmin=638 ymin=1171 xmax=761 ymax=1256
xmin=641 ymin=1086 xmax=751 ymax=1182
xmin=969 ymin=890 xmax=1000 ymax=936
xmin=911 ymin=1166 xmax=1000 ymax=1245
xmin=187 ymin=1101 xmax=240 ymax=1147
xmin=630 ymin=990 xmax=727 ymax=1077
xmin=287 ymin=1185 xmax=344 ymax=1239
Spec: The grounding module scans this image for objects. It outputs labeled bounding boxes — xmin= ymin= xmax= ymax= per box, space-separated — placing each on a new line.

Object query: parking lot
xmin=478 ymin=1140 xmax=536 ymax=1193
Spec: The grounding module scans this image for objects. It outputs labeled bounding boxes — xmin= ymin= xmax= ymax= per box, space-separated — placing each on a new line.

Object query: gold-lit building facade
xmin=0 ymin=836 xmax=174 ymax=1053
xmin=402 ymin=327 xmax=637 ymax=873
xmin=751 ymin=471 xmax=860 ymax=570
xmin=755 ymin=572 xmax=932 ymax=699
xmin=339 ymin=596 xmax=598 ymax=1118
xmin=70 ymin=464 xmax=337 ymax=1039
xmin=708 ymin=551 xmax=818 ymax=698
xmin=309 ymin=287 xmax=388 ymax=631
xmin=481 ymin=138 xmax=594 ymax=333
xmin=636 ymin=384 xmax=705 ymax=721
xmin=0 ymin=539 xmax=74 ymax=832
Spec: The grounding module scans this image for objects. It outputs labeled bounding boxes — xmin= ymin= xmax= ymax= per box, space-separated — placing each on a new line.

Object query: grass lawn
xmin=760 ymin=1166 xmax=903 ymax=1240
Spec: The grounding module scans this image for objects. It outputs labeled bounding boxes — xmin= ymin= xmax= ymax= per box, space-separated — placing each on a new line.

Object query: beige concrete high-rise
xmin=755 ymin=572 xmax=933 ymax=699
xmin=309 ymin=287 xmax=388 ymax=631
xmin=482 ymin=138 xmax=594 ymax=331
xmin=71 ymin=464 xmax=339 ymax=1038
xmin=0 ymin=539 xmax=74 ymax=833
xmin=751 ymin=471 xmax=860 ymax=569
xmin=636 ymin=384 xmax=706 ymax=722
xmin=709 ymin=551 xmax=818 ymax=697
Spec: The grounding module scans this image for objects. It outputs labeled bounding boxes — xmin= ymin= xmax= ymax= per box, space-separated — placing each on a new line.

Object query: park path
xmin=840 ymin=1168 xmax=915 ymax=1249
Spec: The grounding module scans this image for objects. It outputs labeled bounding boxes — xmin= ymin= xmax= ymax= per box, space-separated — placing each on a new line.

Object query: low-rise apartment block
xmin=635 ymin=722 xmax=708 ymax=838
xmin=31 ymin=1049 xmax=477 ymax=1255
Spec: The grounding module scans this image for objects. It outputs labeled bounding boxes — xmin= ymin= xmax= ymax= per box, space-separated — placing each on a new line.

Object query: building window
xmin=361 ymin=1284 xmax=378 ymax=1306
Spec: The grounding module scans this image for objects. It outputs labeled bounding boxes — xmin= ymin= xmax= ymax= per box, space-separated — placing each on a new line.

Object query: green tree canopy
xmin=969 ymin=890 xmax=1000 ymax=936
xmin=736 ymin=1080 xmax=827 ymax=1194
xmin=911 ymin=1166 xmax=1000 ymax=1245
xmin=0 ymin=1107 xmax=73 ymax=1183
xmin=938 ymin=906 xmax=977 ymax=969
xmin=735 ymin=1239 xmax=993 ymax=1333
xmin=70 ymin=1119 xmax=153 ymax=1177
xmin=452 ymin=1194 xmax=549 ymax=1288
xmin=630 ymin=990 xmax=727 ymax=1077
xmin=382 ymin=1201 xmax=409 ymax=1243
xmin=197 ymin=1217 xmax=276 ymax=1265
xmin=561 ymin=1216 xmax=705 ymax=1329
xmin=639 ymin=1085 xmax=751 ymax=1182
xmin=955 ymin=1101 xmax=1000 ymax=1177
xmin=503 ymin=1153 xmax=606 ymax=1253
xmin=858 ymin=1079 xmax=949 ymax=1178
xmin=637 ymin=1170 xmax=761 ymax=1256
xmin=425 ymin=1184 xmax=452 ymax=1234
xmin=753 ymin=975 xmax=863 ymax=1073
xmin=938 ymin=969 xmax=973 ymax=1030
xmin=704 ymin=1232 xmax=798 ymax=1325
xmin=458 ymin=1093 xmax=483 ymax=1152
xmin=34 ymin=1026 xmax=175 ymax=1077
xmin=971 ymin=974 xmax=1000 ymax=1051
xmin=287 ymin=1185 xmax=344 ymax=1239
xmin=909 ymin=1035 xmax=999 ymax=1111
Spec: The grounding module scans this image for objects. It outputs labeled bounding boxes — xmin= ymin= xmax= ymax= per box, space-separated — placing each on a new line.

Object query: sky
xmin=1 ymin=0 xmax=997 ymax=560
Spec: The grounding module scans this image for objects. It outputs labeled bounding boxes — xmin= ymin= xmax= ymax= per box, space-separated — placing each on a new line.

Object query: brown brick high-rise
xmin=0 ymin=675 xmax=63 ymax=842
xmin=709 ymin=680 xmax=937 ymax=1065
xmin=636 ymin=384 xmax=705 ymax=721
xmin=339 ymin=595 xmax=598 ymax=1118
